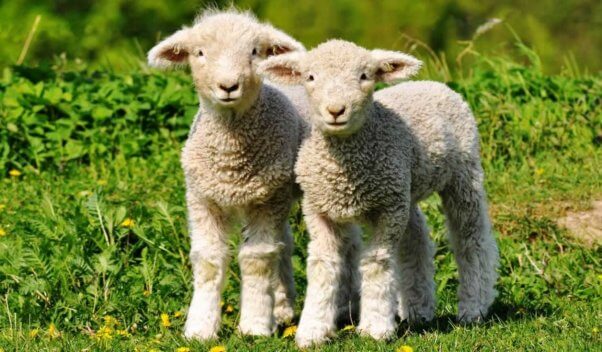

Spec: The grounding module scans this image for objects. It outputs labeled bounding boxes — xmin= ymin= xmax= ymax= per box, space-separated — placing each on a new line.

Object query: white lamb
xmin=147 ymin=9 xmax=308 ymax=339
xmin=259 ymin=40 xmax=499 ymax=347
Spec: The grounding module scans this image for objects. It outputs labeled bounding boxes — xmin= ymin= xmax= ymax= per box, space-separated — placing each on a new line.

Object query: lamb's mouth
xmin=219 ymin=97 xmax=238 ymax=103
xmin=326 ymin=121 xmax=348 ymax=127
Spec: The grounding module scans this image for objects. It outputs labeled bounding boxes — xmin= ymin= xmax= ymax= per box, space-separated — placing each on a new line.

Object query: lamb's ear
xmin=371 ymin=50 xmax=422 ymax=83
xmin=257 ymin=52 xmax=305 ymax=85
xmin=148 ymin=28 xmax=193 ymax=69
xmin=259 ymin=24 xmax=305 ymax=57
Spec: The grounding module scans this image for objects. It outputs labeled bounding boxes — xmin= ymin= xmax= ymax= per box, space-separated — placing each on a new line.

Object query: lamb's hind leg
xmin=272 ymin=221 xmax=296 ymax=325
xmin=397 ymin=205 xmax=436 ymax=323
xmin=440 ymin=169 xmax=499 ymax=323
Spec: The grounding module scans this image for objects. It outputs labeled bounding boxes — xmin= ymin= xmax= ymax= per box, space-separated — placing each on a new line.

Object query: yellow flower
xmin=282 ymin=325 xmax=297 ymax=338
xmin=0 ymin=228 xmax=6 ymax=237
xmin=95 ymin=325 xmax=113 ymax=340
xmin=29 ymin=329 xmax=39 ymax=338
xmin=173 ymin=311 xmax=183 ymax=318
xmin=225 ymin=305 xmax=234 ymax=313
xmin=97 ymin=179 xmax=107 ymax=186
xmin=534 ymin=168 xmax=544 ymax=176
xmin=176 ymin=348 xmax=191 ymax=352
xmin=48 ymin=323 xmax=60 ymax=338
xmin=121 ymin=218 xmax=135 ymax=228
xmin=104 ymin=315 xmax=119 ymax=327
xmin=143 ymin=289 xmax=151 ymax=297
xmin=161 ymin=313 xmax=171 ymax=327
xmin=209 ymin=346 xmax=226 ymax=352
xmin=593 ymin=327 xmax=599 ymax=334
xmin=341 ymin=325 xmax=355 ymax=332
xmin=397 ymin=345 xmax=414 ymax=352
xmin=9 ymin=169 xmax=22 ymax=177
xmin=597 ymin=274 xmax=602 ymax=281
xmin=116 ymin=329 xmax=129 ymax=337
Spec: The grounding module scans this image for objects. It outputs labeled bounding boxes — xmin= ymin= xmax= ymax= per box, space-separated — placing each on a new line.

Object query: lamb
xmin=147 ymin=9 xmax=308 ymax=339
xmin=259 ymin=39 xmax=499 ymax=347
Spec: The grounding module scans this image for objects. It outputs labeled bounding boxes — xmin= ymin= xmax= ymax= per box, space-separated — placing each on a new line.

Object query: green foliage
xmin=0 ymin=51 xmax=601 ymax=350
xmin=2 ymin=1 xmax=601 ymax=72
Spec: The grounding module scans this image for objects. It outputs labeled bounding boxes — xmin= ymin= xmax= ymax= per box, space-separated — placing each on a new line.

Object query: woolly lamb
xmin=259 ymin=40 xmax=499 ymax=346
xmin=148 ymin=10 xmax=307 ymax=339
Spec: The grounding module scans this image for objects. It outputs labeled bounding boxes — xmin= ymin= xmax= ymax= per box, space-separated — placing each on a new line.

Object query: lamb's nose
xmin=219 ymin=83 xmax=239 ymax=93
xmin=327 ymin=105 xmax=346 ymax=119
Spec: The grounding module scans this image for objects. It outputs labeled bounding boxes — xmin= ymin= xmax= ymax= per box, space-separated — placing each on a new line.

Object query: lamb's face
xmin=259 ymin=40 xmax=423 ymax=136
xmin=148 ymin=11 xmax=304 ymax=112
xmin=301 ymin=42 xmax=376 ymax=136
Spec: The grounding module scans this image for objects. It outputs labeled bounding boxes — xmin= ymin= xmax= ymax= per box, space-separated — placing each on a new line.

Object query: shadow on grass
xmin=395 ymin=300 xmax=555 ymax=337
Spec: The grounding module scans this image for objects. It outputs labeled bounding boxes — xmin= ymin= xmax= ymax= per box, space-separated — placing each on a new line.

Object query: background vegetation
xmin=1 ymin=0 xmax=601 ymax=72
xmin=0 ymin=1 xmax=601 ymax=351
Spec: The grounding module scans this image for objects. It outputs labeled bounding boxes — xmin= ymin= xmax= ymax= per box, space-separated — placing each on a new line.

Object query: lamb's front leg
xmin=357 ymin=209 xmax=408 ymax=340
xmin=237 ymin=212 xmax=283 ymax=336
xmin=184 ymin=198 xmax=230 ymax=340
xmin=296 ymin=211 xmax=347 ymax=348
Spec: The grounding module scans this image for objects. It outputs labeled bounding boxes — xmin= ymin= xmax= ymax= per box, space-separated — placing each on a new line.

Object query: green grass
xmin=0 ymin=49 xmax=601 ymax=351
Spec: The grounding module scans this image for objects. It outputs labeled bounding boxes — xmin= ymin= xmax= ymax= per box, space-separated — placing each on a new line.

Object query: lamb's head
xmin=148 ymin=9 xmax=304 ymax=112
xmin=259 ymin=40 xmax=421 ymax=136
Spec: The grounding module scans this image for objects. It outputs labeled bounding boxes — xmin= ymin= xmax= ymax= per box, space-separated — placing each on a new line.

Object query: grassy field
xmin=0 ymin=47 xmax=601 ymax=351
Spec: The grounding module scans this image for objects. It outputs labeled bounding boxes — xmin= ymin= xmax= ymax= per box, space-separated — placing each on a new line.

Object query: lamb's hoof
xmin=295 ymin=322 xmax=334 ymax=348
xmin=238 ymin=320 xmax=274 ymax=337
xmin=457 ymin=309 xmax=486 ymax=324
xmin=407 ymin=306 xmax=435 ymax=325
xmin=273 ymin=303 xmax=295 ymax=325
xmin=184 ymin=324 xmax=219 ymax=341
xmin=357 ymin=320 xmax=396 ymax=340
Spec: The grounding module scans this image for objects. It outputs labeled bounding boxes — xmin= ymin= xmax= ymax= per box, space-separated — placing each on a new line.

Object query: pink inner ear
xmin=376 ymin=62 xmax=406 ymax=76
xmin=163 ymin=47 xmax=188 ymax=62
xmin=266 ymin=45 xmax=290 ymax=57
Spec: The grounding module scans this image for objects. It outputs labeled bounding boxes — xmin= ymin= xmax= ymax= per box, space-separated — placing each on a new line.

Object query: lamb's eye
xmin=360 ymin=73 xmax=368 ymax=80
xmin=307 ymin=74 xmax=315 ymax=82
xmin=252 ymin=48 xmax=257 ymax=56
xmin=198 ymin=50 xmax=204 ymax=57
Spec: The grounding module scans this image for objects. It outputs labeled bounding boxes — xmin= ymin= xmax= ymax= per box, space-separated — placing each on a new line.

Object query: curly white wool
xmin=260 ymin=39 xmax=499 ymax=347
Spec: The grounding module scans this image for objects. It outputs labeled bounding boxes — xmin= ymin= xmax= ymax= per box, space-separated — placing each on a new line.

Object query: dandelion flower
xmin=29 ymin=329 xmax=39 ymax=338
xmin=95 ymin=325 xmax=113 ymax=341
xmin=282 ymin=325 xmax=297 ymax=338
xmin=225 ymin=305 xmax=234 ymax=313
xmin=161 ymin=313 xmax=171 ymax=327
xmin=535 ymin=168 xmax=544 ymax=176
xmin=341 ymin=325 xmax=355 ymax=332
xmin=48 ymin=323 xmax=60 ymax=338
xmin=143 ymin=290 xmax=151 ymax=297
xmin=121 ymin=218 xmax=135 ymax=228
xmin=397 ymin=345 xmax=414 ymax=352
xmin=9 ymin=169 xmax=21 ymax=177
xmin=209 ymin=346 xmax=226 ymax=352
xmin=104 ymin=315 xmax=119 ymax=327
xmin=116 ymin=329 xmax=129 ymax=337
xmin=173 ymin=311 xmax=183 ymax=318
xmin=176 ymin=348 xmax=191 ymax=352
xmin=593 ymin=327 xmax=599 ymax=334
xmin=0 ymin=228 xmax=6 ymax=237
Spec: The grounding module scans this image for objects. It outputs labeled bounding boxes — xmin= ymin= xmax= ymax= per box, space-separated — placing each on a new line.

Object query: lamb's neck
xmin=197 ymin=87 xmax=263 ymax=127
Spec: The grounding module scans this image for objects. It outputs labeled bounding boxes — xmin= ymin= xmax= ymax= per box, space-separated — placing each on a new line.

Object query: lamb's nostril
xmin=327 ymin=106 xmax=346 ymax=118
xmin=219 ymin=83 xmax=239 ymax=93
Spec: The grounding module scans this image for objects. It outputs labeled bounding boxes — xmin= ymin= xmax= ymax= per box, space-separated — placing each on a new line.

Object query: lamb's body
xmin=184 ymin=84 xmax=304 ymax=208
xmin=148 ymin=9 xmax=309 ymax=339
xmin=260 ymin=40 xmax=499 ymax=346
xmin=298 ymin=81 xmax=479 ymax=217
